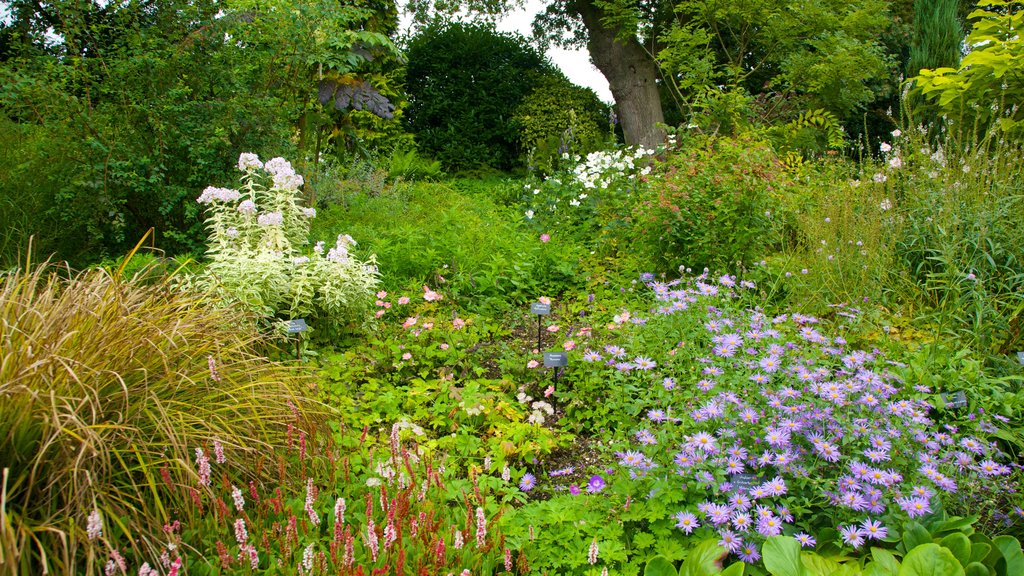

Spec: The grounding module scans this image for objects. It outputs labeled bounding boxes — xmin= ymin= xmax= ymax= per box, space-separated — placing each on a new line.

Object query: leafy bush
xmin=513 ymin=73 xmax=610 ymax=172
xmin=312 ymin=180 xmax=585 ymax=309
xmin=404 ymin=21 xmax=549 ymax=171
xmin=630 ymin=134 xmax=783 ymax=274
xmin=195 ymin=154 xmax=380 ymax=333
xmin=503 ymin=274 xmax=1024 ymax=574
xmin=912 ymin=1 xmax=1024 ymax=140
xmin=0 ymin=263 xmax=324 ymax=574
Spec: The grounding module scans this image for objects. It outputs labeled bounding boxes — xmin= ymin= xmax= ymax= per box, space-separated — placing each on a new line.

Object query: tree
xmin=0 ymin=0 xmax=401 ymax=265
xmin=410 ymin=0 xmax=896 ymax=148
xmin=404 ymin=20 xmax=551 ymax=170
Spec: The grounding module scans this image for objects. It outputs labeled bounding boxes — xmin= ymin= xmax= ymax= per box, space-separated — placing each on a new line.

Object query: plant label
xmin=1017 ymin=351 xmax=1024 ymax=366
xmin=531 ymin=302 xmax=551 ymax=315
xmin=730 ymin=474 xmax=757 ymax=493
xmin=287 ymin=318 xmax=308 ymax=334
xmin=941 ymin=390 xmax=967 ymax=409
xmin=543 ymin=352 xmax=568 ymax=367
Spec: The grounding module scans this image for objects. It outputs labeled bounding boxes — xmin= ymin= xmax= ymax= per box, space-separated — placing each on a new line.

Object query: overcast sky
xmin=400 ymin=0 xmax=614 ymax=103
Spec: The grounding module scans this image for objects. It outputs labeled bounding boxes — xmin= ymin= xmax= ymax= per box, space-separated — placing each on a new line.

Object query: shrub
xmin=195 ymin=154 xmax=380 ymax=334
xmin=404 ymin=21 xmax=549 ymax=171
xmin=630 ymin=134 xmax=783 ymax=274
xmin=0 ymin=263 xmax=324 ymax=574
xmin=513 ymin=73 xmax=610 ymax=173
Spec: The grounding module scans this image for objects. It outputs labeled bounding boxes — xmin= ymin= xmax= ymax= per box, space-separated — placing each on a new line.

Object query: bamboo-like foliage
xmin=0 ymin=262 xmax=325 ymax=574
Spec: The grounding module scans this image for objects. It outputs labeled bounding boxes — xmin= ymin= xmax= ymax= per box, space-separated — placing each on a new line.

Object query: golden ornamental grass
xmin=0 ymin=262 xmax=325 ymax=574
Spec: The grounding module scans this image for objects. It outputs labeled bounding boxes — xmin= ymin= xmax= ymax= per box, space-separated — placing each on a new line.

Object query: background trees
xmin=0 ymin=0 xmax=399 ymax=267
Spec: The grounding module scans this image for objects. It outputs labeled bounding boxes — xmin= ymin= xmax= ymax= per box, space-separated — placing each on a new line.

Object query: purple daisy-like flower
xmin=519 ymin=473 xmax=536 ymax=492
xmin=860 ymin=519 xmax=888 ymax=540
xmin=673 ymin=511 xmax=700 ymax=534
xmin=839 ymin=525 xmax=866 ymax=548
xmin=794 ymin=533 xmax=816 ymax=548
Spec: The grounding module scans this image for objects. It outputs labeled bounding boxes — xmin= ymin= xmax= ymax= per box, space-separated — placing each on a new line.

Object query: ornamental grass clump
xmin=197 ymin=153 xmax=379 ymax=333
xmin=0 ymin=263 xmax=325 ymax=575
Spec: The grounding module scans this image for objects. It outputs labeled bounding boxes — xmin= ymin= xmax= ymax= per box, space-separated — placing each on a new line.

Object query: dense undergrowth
xmin=5 ymin=97 xmax=1024 ymax=576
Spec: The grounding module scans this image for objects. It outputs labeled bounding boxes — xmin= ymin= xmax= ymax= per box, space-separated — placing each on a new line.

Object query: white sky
xmin=400 ymin=0 xmax=613 ymax=103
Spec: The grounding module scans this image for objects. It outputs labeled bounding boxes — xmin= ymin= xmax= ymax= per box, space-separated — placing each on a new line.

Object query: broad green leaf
xmin=722 ymin=563 xmax=746 ymax=576
xmin=941 ymin=534 xmax=973 ymax=567
xmin=801 ymin=552 xmax=841 ymax=576
xmin=898 ymin=543 xmax=965 ymax=576
xmin=828 ymin=565 xmax=862 ymax=576
xmin=902 ymin=522 xmax=933 ymax=552
xmin=681 ymin=539 xmax=728 ymax=576
xmin=869 ymin=547 xmax=900 ymax=576
xmin=963 ymin=562 xmax=989 ymax=576
xmin=764 ymin=536 xmax=806 ymax=576
xmin=645 ymin=555 xmax=679 ymax=576
xmin=969 ymin=543 xmax=991 ymax=565
xmin=993 ymin=535 xmax=1024 ymax=576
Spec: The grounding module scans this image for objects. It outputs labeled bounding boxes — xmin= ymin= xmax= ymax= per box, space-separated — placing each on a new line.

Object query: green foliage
xmin=629 ymin=134 xmax=783 ymax=274
xmin=312 ymin=180 xmax=585 ymax=309
xmin=0 ymin=263 xmax=325 ymax=574
xmin=662 ymin=0 xmax=893 ymax=124
xmin=513 ymin=72 xmax=610 ymax=172
xmin=906 ymin=0 xmax=963 ymax=76
xmin=911 ymin=1 xmax=1024 ymax=139
xmin=193 ymin=155 xmax=380 ymax=334
xmin=0 ymin=0 xmax=400 ymax=267
xmin=403 ymin=20 xmax=549 ymax=171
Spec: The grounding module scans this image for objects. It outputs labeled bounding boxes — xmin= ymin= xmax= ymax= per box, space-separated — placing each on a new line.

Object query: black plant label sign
xmin=941 ymin=391 xmax=968 ymax=410
xmin=543 ymin=352 xmax=568 ymax=367
xmin=531 ymin=303 xmax=551 ymax=315
xmin=287 ymin=318 xmax=308 ymax=334
xmin=730 ymin=474 xmax=758 ymax=494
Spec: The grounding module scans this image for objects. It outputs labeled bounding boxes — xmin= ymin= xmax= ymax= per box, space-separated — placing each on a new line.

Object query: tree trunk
xmin=573 ymin=0 xmax=666 ymax=148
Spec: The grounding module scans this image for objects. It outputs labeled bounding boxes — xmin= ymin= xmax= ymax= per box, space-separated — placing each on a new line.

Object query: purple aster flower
xmin=860 ymin=519 xmax=888 ymax=540
xmin=673 ymin=511 xmax=699 ymax=534
xmin=794 ymin=533 xmax=816 ymax=548
xmin=839 ymin=525 xmax=866 ymax=548
xmin=519 ymin=473 xmax=536 ymax=492
xmin=737 ymin=543 xmax=761 ymax=563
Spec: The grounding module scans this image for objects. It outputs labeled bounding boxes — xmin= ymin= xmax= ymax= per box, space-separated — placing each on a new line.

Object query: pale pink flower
xmin=305 ymin=478 xmax=320 ymax=526
xmin=234 ymin=518 xmax=248 ymax=544
xmin=402 ymin=352 xmax=412 ymax=361
xmin=588 ymin=537 xmax=599 ymax=564
xmin=402 ymin=317 xmax=418 ymax=329
xmin=87 ymin=509 xmax=102 ymax=540
xmin=538 ymin=296 xmax=552 ymax=305
xmin=423 ymin=286 xmax=444 ymax=301
xmin=546 ymin=325 xmax=560 ymax=333
xmin=453 ymin=529 xmax=464 ymax=550
xmin=540 ymin=234 xmax=551 ymax=243
xmin=564 ymin=340 xmax=576 ymax=350
xmin=544 ymin=386 xmax=555 ymax=397
xmin=453 ymin=318 xmax=466 ymax=329
xmin=398 ymin=296 xmax=410 ymax=305
xmin=213 ymin=439 xmax=226 ymax=464
xmin=195 ymin=448 xmax=211 ymax=487
xmin=232 ymin=486 xmax=245 ymax=512
xmin=475 ymin=507 xmax=487 ymax=548
xmin=208 ymin=355 xmax=220 ymax=382
xmin=527 ymin=360 xmax=539 ymax=369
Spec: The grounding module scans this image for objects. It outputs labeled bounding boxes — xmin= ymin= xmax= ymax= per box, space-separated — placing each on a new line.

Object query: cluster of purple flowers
xmin=587 ymin=273 xmax=1020 ymax=558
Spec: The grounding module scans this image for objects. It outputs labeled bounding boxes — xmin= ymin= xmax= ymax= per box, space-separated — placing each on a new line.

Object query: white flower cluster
xmin=195 ymin=153 xmax=379 ymax=330
xmin=573 ymin=147 xmax=653 ymax=190
xmin=197 ymin=186 xmax=241 ymax=204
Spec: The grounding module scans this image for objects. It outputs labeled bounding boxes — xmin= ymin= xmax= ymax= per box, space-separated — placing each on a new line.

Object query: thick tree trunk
xmin=574 ymin=0 xmax=666 ymax=148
